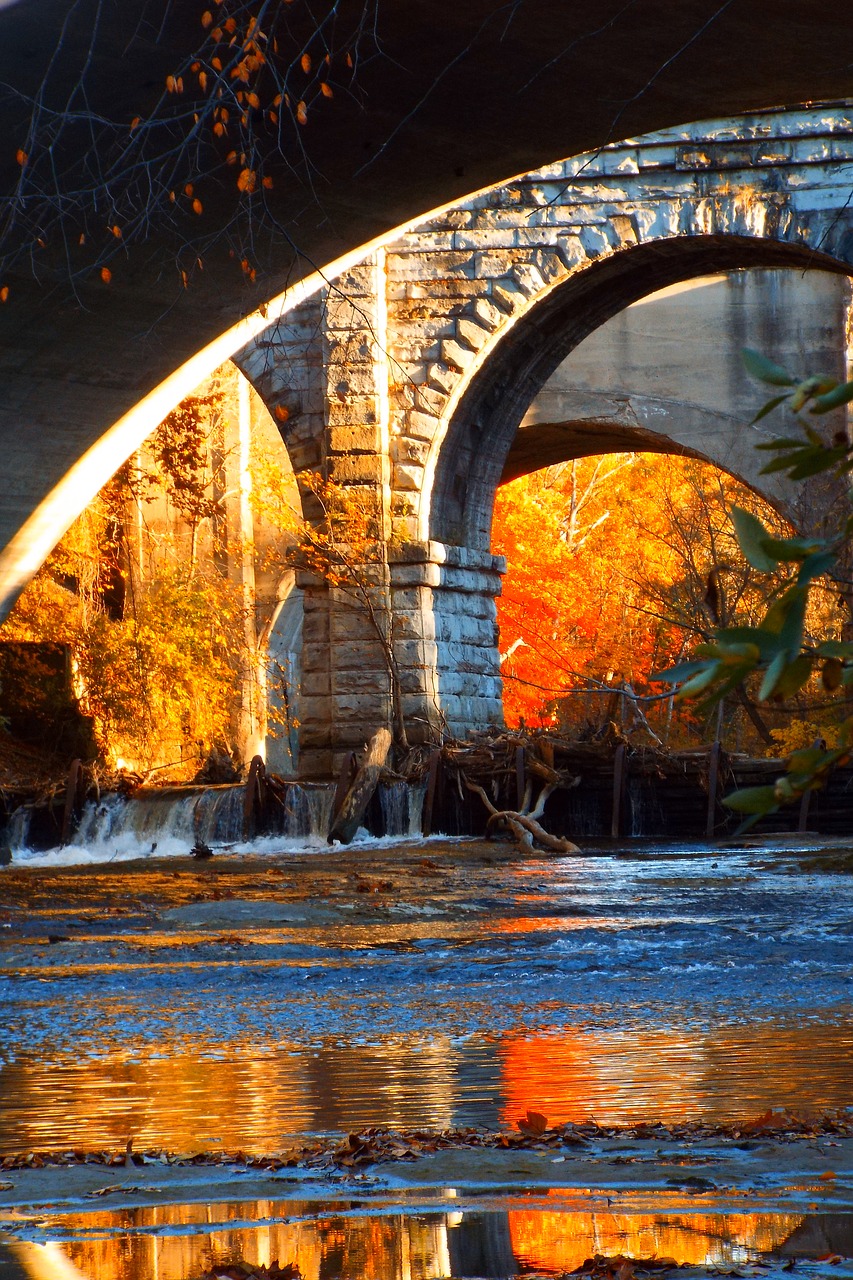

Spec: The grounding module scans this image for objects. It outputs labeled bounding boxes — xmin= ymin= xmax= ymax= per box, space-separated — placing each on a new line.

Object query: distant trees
xmin=0 ymin=367 xmax=291 ymax=776
xmin=492 ymin=452 xmax=845 ymax=753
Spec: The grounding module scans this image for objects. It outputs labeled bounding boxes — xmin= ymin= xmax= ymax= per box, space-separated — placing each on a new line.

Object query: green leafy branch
xmin=652 ymin=349 xmax=853 ymax=828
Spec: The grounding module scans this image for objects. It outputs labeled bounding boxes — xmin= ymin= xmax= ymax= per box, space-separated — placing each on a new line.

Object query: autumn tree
xmin=0 ymin=368 xmax=290 ymax=775
xmin=492 ymin=452 xmax=845 ymax=751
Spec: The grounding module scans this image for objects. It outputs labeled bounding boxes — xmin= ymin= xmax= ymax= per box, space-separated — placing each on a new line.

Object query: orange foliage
xmin=491 ymin=453 xmax=808 ymax=745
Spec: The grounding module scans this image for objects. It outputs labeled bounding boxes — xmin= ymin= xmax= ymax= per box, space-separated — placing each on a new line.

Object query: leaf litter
xmin=3 ymin=1107 xmax=852 ymax=1175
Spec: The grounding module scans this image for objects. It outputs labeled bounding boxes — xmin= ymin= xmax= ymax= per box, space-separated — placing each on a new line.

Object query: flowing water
xmin=1 ymin=834 xmax=852 ymax=1278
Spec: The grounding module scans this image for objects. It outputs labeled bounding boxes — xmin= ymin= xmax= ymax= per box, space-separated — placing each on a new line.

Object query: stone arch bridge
xmin=10 ymin=102 xmax=853 ymax=774
xmin=229 ymin=103 xmax=853 ymax=774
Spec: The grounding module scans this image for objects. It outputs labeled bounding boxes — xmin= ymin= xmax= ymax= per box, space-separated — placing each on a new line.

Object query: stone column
xmin=390 ymin=541 xmax=506 ymax=742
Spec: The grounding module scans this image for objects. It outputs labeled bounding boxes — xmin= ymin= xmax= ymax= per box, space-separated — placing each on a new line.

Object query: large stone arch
xmin=6 ymin=102 xmax=853 ymax=768
xmin=369 ymin=106 xmax=853 ymax=747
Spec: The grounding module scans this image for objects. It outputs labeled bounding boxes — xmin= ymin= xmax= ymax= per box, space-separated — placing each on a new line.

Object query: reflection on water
xmin=5 ymin=1202 xmax=841 ymax=1280
xmin=2 ymin=1019 xmax=853 ymax=1153
xmin=2 ymin=845 xmax=853 ymax=1152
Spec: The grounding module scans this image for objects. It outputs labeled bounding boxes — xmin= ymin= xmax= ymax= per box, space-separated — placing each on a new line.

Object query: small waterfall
xmin=379 ymin=781 xmax=408 ymax=836
xmin=281 ymin=783 xmax=335 ymax=840
xmin=407 ymin=783 xmax=426 ymax=836
xmin=5 ymin=804 xmax=33 ymax=851
xmin=566 ymin=786 xmax=607 ymax=838
xmin=281 ymin=784 xmax=311 ymax=837
xmin=72 ymin=785 xmax=246 ymax=850
xmin=379 ymin=781 xmax=426 ymax=837
xmin=4 ymin=773 xmax=429 ymax=866
xmin=628 ymin=778 xmax=666 ymax=838
xmin=193 ymin=787 xmax=245 ymax=843
xmin=307 ymin=784 xmax=335 ymax=838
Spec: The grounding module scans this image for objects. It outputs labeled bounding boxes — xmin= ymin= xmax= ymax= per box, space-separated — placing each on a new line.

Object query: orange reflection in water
xmin=0 ymin=1036 xmax=463 ymax=1153
xmin=4 ymin=1019 xmax=853 ymax=1156
xmin=7 ymin=1203 xmax=811 ymax=1280
xmin=508 ymin=1207 xmax=804 ymax=1275
xmin=497 ymin=1022 xmax=853 ymax=1129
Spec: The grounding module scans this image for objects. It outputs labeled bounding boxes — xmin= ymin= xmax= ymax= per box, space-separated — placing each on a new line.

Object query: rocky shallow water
xmin=1 ymin=835 xmax=852 ymax=1278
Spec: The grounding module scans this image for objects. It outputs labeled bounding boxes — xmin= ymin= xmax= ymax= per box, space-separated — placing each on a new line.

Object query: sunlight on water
xmin=1 ymin=1021 xmax=852 ymax=1154
xmin=2 ymin=843 xmax=852 ymax=1153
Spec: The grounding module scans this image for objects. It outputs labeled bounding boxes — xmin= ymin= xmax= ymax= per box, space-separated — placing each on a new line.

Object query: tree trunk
xmin=328 ymin=727 xmax=392 ymax=844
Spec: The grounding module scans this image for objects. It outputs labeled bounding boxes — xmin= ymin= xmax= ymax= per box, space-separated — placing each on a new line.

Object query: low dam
xmin=3 ymin=738 xmax=852 ymax=860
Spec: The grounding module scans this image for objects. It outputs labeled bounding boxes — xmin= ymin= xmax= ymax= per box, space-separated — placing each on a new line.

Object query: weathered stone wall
xmin=230 ymin=103 xmax=853 ymax=771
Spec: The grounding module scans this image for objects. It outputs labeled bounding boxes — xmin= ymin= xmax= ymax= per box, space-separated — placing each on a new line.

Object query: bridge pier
xmin=294 ymin=540 xmax=505 ymax=778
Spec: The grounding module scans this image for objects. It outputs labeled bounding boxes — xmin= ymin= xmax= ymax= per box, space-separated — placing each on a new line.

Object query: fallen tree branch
xmin=462 ymin=776 xmax=580 ymax=854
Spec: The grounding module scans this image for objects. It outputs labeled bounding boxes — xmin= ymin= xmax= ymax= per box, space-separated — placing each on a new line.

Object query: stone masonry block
xmin=299 ymin=695 xmax=334 ymax=722
xmin=328 ymin=454 xmax=385 ymax=484
xmin=530 ymin=247 xmax=571 ymax=284
xmin=390 ymin=513 xmax=420 ymax=542
xmin=330 ymin=611 xmax=389 ymax=644
xmin=510 ymin=262 xmax=548 ymax=297
xmin=332 ymin=692 xmax=392 ymax=720
xmin=298 ymin=747 xmax=334 ymax=779
xmin=301 ymin=670 xmax=333 ymax=697
xmin=393 ymin=462 xmax=424 ymax=491
xmin=440 ymin=338 xmax=476 ymax=372
xmin=414 ymin=383 xmax=445 ymax=415
xmin=579 ymin=224 xmax=611 ymax=257
xmin=391 ymin=437 xmax=429 ymax=466
xmin=471 ymin=250 xmax=515 ymax=278
xmin=491 ymin=281 xmax=526 ymax=314
xmin=301 ymin=611 xmax=330 ymax=647
xmin=407 ymin=409 xmax=442 ymax=441
xmin=472 ymin=296 xmax=505 ymax=331
xmin=453 ymin=228 xmax=517 ymax=250
xmin=395 ymin=609 xmax=436 ymax=642
xmin=325 ymin=366 xmax=376 ymax=397
xmin=328 ymin=424 xmax=382 ymax=454
xmin=327 ymin=399 xmax=377 ymax=427
xmin=426 ymin=363 xmax=457 ymax=395
xmin=456 ymin=317 xmax=490 ymax=351
xmin=399 ymin=666 xmax=432 ymax=695
xmin=334 ymin=639 xmax=388 ymax=669
xmin=333 ymin=668 xmax=393 ymax=696
xmin=390 ymin=563 xmax=441 ymax=589
xmin=390 ymin=586 xmax=425 ymax=613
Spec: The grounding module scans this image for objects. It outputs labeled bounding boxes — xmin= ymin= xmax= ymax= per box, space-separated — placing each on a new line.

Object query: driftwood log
xmin=328 ymin=727 xmax=392 ymax=844
xmin=463 ymin=777 xmax=580 ymax=854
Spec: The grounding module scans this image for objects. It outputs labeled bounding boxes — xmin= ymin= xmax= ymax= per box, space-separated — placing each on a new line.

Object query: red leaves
xmin=517 ymin=1108 xmax=548 ymax=1136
